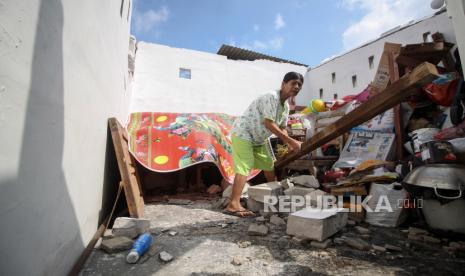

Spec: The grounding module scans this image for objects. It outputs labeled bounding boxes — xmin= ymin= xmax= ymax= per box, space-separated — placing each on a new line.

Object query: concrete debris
xmin=159 ymin=251 xmax=174 ymax=262
xmin=247 ymin=197 xmax=264 ymax=212
xmin=344 ymin=237 xmax=371 ymax=251
xmin=310 ymin=239 xmax=331 ymax=249
xmin=248 ymin=181 xmax=283 ymax=203
xmin=102 ymin=229 xmax=113 ymax=240
xmin=255 ymin=216 xmax=266 ymax=223
xmin=101 ymin=236 xmax=133 ymax=254
xmin=220 ymin=223 xmax=228 ymax=228
xmin=408 ymin=233 xmax=424 ymax=241
xmin=347 ymin=220 xmax=356 ymax=226
xmin=291 ymin=175 xmax=319 ymax=188
xmin=168 ymin=231 xmax=178 ymax=236
xmin=284 ymin=186 xmax=315 ymax=197
xmin=167 ymin=199 xmax=192 ymax=205
xmin=281 ymin=178 xmax=294 ymax=190
xmin=449 ymin=241 xmax=465 ymax=249
xmin=286 ymin=208 xmax=348 ymax=241
xmin=223 ymin=183 xmax=249 ymax=200
xmin=270 ymin=215 xmax=286 ymax=226
xmin=94 ymin=237 xmax=103 ymax=249
xmin=307 ymin=189 xmax=329 ymax=207
xmin=333 ymin=237 xmax=345 ymax=245
xmin=231 ymin=256 xmax=245 ymax=266
xmin=385 ymin=244 xmax=402 ymax=252
xmin=360 ymin=234 xmax=371 ymax=240
xmin=354 ymin=226 xmax=371 ymax=235
xmin=372 ymin=244 xmax=387 ymax=252
xmin=408 ymin=227 xmax=429 ymax=236
xmin=237 ymin=240 xmax=252 ymax=248
xmin=443 ymin=246 xmax=457 ymax=253
xmin=112 ymin=217 xmax=150 ymax=239
xmin=291 ymin=236 xmax=307 ymax=245
xmin=423 ymin=235 xmax=441 ymax=244
xmin=248 ymin=223 xmax=269 ymax=236
xmin=277 ymin=237 xmax=289 ymax=249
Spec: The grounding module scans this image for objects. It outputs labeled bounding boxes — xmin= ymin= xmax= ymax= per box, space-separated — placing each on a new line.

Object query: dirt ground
xmin=81 ymin=200 xmax=465 ymax=276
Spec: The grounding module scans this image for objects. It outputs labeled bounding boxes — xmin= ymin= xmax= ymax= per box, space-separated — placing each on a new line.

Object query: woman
xmin=226 ymin=72 xmax=304 ymax=217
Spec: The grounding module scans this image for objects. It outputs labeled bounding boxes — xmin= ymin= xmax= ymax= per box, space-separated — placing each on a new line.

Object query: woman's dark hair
xmin=283 ymin=71 xmax=304 ymax=84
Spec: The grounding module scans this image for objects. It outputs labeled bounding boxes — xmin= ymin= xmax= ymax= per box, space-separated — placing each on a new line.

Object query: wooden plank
xmin=275 ymin=62 xmax=439 ymax=169
xmin=109 ymin=118 xmax=145 ymax=218
xmin=395 ymin=55 xmax=423 ymax=67
xmin=388 ymin=51 xmax=404 ymax=160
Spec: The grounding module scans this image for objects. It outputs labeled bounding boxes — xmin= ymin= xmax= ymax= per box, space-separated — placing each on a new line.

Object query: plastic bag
xmin=365 ymin=182 xmax=408 ymax=227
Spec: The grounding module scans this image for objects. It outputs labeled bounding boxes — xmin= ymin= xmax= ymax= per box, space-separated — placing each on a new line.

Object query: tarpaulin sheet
xmin=127 ymin=112 xmax=260 ymax=183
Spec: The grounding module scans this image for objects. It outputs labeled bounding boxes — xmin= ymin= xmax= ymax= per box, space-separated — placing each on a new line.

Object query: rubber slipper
xmin=223 ymin=209 xmax=257 ymax=218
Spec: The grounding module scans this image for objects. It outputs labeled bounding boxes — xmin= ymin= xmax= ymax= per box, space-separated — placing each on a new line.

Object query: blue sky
xmin=131 ymin=0 xmax=435 ymax=67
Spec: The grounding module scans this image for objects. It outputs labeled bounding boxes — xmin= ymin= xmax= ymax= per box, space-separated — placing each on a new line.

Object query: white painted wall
xmin=130 ymin=42 xmax=307 ymax=115
xmin=297 ymin=10 xmax=456 ymax=105
xmin=446 ymin=0 xmax=465 ymax=68
xmin=0 ymin=0 xmax=132 ymax=274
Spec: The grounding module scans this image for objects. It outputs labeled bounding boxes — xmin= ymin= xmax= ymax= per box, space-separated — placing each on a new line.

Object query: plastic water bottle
xmin=126 ymin=233 xmax=153 ymax=264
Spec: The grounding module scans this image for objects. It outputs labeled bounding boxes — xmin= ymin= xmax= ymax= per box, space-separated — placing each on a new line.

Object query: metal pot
xmin=402 ymin=164 xmax=465 ymax=200
xmin=402 ymin=164 xmax=465 ymax=233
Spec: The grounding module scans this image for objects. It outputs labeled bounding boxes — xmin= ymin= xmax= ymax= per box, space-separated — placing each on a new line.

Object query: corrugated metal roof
xmin=217 ymin=44 xmax=308 ymax=67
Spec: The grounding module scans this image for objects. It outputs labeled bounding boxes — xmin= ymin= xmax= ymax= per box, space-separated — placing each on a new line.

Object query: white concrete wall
xmin=297 ymin=11 xmax=456 ymax=105
xmin=0 ymin=0 xmax=132 ymax=275
xmin=130 ymin=42 xmax=307 ymax=115
xmin=446 ymin=0 xmax=465 ymax=69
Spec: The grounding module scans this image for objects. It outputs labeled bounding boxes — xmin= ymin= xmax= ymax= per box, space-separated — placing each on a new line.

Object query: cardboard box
xmin=371 ymin=42 xmax=402 ymax=95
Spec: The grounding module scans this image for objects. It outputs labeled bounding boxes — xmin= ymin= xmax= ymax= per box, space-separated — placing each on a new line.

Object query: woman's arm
xmin=264 ymin=119 xmax=302 ymax=152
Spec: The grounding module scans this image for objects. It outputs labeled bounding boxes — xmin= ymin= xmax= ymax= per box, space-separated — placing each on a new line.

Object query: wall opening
xmin=331 ymin=72 xmax=336 ymax=84
xmin=368 ymin=55 xmax=374 ymax=69
xmin=352 ymin=75 xmax=357 ymax=88
xmin=319 ymin=88 xmax=323 ymax=99
xmin=179 ymin=68 xmax=191 ymax=79
xmin=423 ymin=31 xmax=431 ymax=42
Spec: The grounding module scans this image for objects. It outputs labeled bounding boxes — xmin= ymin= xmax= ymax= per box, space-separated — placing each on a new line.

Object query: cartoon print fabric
xmin=127 ymin=112 xmax=261 ymax=183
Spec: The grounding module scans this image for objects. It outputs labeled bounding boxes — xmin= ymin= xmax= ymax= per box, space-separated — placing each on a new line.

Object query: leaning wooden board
xmin=275 ymin=62 xmax=439 ymax=169
xmin=109 ymin=118 xmax=144 ymax=218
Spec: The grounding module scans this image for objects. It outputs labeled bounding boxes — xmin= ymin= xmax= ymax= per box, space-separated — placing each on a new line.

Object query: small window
xmin=319 ymin=88 xmax=323 ymax=99
xmin=179 ymin=68 xmax=191 ymax=79
xmin=333 ymin=93 xmax=338 ymax=100
xmin=331 ymin=72 xmax=336 ymax=84
xmin=352 ymin=75 xmax=357 ymax=88
xmin=423 ymin=31 xmax=431 ymax=42
xmin=368 ymin=55 xmax=374 ymax=69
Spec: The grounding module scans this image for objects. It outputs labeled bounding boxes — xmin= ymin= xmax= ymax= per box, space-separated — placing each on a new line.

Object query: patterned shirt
xmin=232 ymin=90 xmax=289 ymax=145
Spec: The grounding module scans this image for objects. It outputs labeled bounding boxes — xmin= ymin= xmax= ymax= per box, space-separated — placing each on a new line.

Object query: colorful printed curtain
xmin=127 ymin=112 xmax=260 ymax=183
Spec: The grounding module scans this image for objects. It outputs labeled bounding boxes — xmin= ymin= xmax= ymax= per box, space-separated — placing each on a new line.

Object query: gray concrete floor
xmin=81 ymin=200 xmax=465 ymax=276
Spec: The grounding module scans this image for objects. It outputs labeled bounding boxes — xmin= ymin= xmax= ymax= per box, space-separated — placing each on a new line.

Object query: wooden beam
xmin=109 ymin=118 xmax=145 ymax=218
xmin=388 ymin=51 xmax=404 ymax=160
xmin=275 ymin=62 xmax=439 ymax=169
